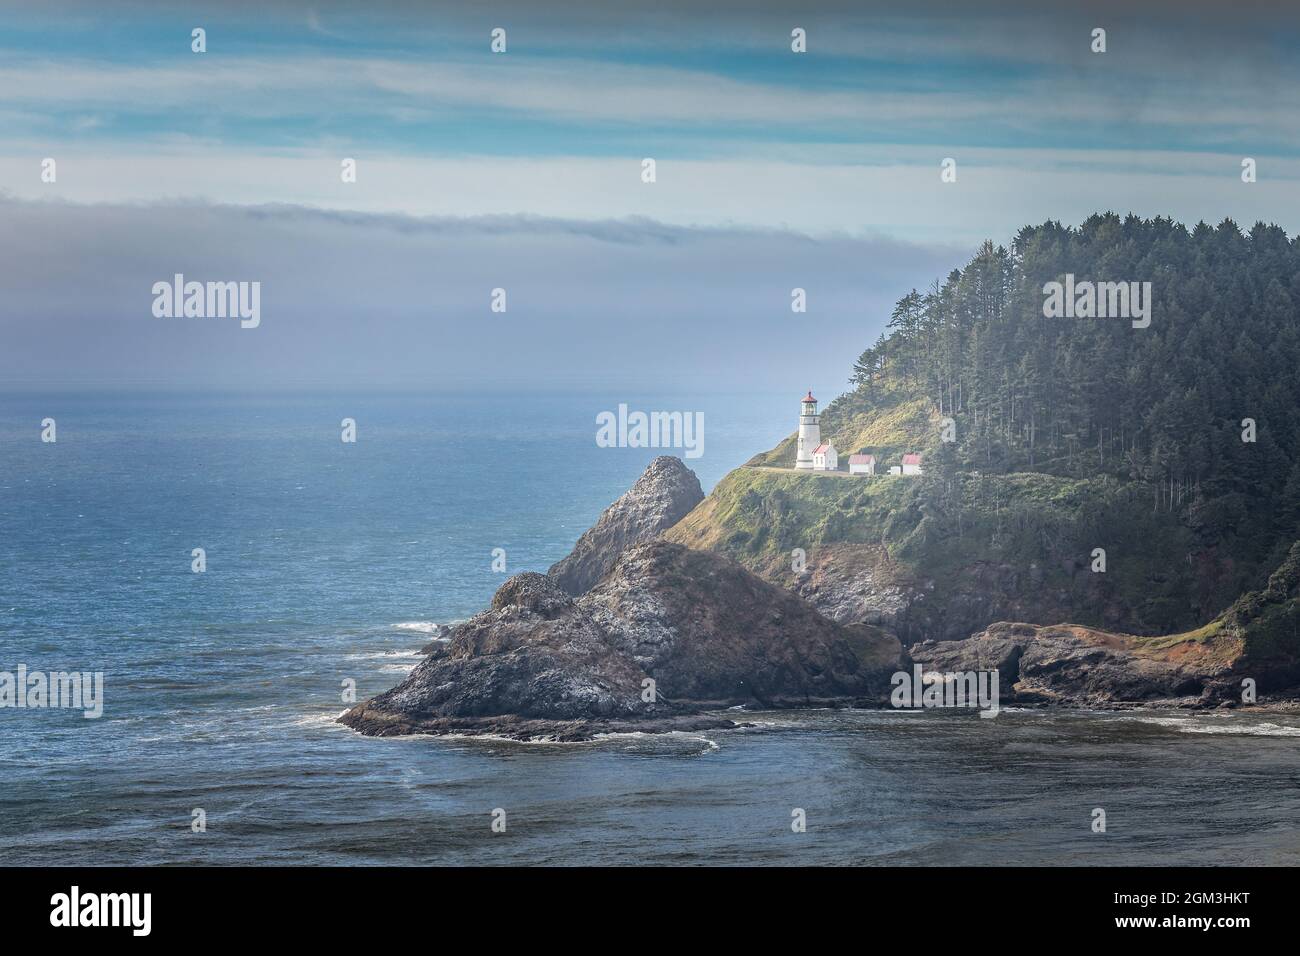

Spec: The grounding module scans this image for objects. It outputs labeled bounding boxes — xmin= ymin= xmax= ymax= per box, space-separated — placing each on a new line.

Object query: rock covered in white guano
xmin=547 ymin=456 xmax=704 ymax=596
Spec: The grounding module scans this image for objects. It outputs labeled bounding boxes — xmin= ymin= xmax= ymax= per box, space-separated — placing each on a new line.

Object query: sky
xmin=2 ymin=0 xmax=1298 ymax=390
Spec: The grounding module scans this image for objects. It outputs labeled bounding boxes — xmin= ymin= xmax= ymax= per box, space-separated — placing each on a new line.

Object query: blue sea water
xmin=2 ymin=389 xmax=1299 ymax=866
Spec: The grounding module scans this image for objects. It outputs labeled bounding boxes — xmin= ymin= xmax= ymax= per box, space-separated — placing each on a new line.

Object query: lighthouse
xmin=795 ymin=391 xmax=820 ymax=469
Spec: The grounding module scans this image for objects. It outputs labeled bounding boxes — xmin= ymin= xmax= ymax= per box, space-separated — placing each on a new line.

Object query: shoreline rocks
xmin=909 ymin=621 xmax=1241 ymax=708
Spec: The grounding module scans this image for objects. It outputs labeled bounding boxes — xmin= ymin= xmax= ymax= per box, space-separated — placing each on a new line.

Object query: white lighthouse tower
xmin=795 ymin=391 xmax=820 ymax=469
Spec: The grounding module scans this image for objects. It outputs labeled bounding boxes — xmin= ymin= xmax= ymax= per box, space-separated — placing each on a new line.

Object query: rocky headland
xmin=343 ymin=446 xmax=1300 ymax=742
xmin=341 ymin=539 xmax=902 ymax=740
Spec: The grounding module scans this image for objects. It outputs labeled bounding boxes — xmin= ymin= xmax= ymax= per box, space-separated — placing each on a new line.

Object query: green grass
xmin=747 ymin=388 xmax=935 ymax=470
xmin=669 ymin=465 xmax=911 ymax=559
xmin=1130 ymin=618 xmax=1224 ymax=650
xmin=678 ymin=379 xmax=1292 ymax=642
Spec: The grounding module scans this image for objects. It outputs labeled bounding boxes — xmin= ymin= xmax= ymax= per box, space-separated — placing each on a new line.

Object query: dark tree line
xmin=851 ymin=213 xmax=1300 ymax=572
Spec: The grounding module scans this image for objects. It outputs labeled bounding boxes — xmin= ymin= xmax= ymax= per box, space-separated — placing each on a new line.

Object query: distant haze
xmin=0 ymin=199 xmax=962 ymax=390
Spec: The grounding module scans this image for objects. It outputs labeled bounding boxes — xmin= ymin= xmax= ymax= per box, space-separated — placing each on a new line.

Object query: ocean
xmin=2 ymin=389 xmax=1298 ymax=866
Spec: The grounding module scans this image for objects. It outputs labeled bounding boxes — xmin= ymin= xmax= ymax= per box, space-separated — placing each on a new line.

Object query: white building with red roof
xmin=848 ymin=453 xmax=876 ymax=475
xmin=901 ymin=452 xmax=923 ymax=476
xmin=812 ymin=442 xmax=838 ymax=471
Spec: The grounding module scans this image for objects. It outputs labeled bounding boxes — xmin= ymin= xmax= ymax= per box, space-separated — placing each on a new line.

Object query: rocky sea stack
xmin=548 ymin=455 xmax=704 ymax=596
xmin=340 ymin=539 xmax=903 ymax=740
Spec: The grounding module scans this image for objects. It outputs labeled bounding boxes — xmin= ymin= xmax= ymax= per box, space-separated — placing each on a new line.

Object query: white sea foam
xmin=592 ymin=729 xmax=721 ymax=752
xmin=358 ymin=727 xmax=721 ymax=750
xmin=290 ymin=711 xmax=350 ymax=729
xmin=392 ymin=620 xmax=459 ymax=634
xmin=428 ymin=732 xmax=573 ymax=745
xmin=1133 ymin=716 xmax=1300 ymax=737
xmin=344 ymin=649 xmax=424 ymax=661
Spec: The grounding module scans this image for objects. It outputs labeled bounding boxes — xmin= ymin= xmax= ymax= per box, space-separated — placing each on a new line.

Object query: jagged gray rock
xmin=548 ymin=456 xmax=704 ymax=596
xmin=341 ymin=540 xmax=904 ymax=740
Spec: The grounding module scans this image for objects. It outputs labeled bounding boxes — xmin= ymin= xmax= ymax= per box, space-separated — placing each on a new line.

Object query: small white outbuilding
xmin=848 ymin=454 xmax=876 ymax=475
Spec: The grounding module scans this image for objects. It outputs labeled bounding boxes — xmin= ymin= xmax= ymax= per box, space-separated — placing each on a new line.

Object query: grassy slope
xmin=671 ymin=460 xmax=1300 ymax=677
xmin=673 ymin=360 xmax=1300 ymax=677
xmin=671 ymin=374 xmax=1264 ymax=643
xmin=747 ymin=384 xmax=932 ymax=469
xmin=672 ymin=462 xmax=1200 ymax=627
xmin=669 ymin=465 xmax=909 ymax=556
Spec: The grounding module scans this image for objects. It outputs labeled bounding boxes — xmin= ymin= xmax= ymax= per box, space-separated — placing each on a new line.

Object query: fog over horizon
xmin=1 ymin=197 xmax=970 ymax=392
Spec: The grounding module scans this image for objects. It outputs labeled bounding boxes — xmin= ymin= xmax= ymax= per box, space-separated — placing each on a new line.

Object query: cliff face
xmin=548 ymin=455 xmax=704 ymax=596
xmin=667 ymin=462 xmax=1223 ymax=643
xmin=904 ymin=542 xmax=1300 ymax=706
xmin=1222 ymin=541 xmax=1300 ymax=689
xmin=340 ymin=540 xmax=904 ymax=740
